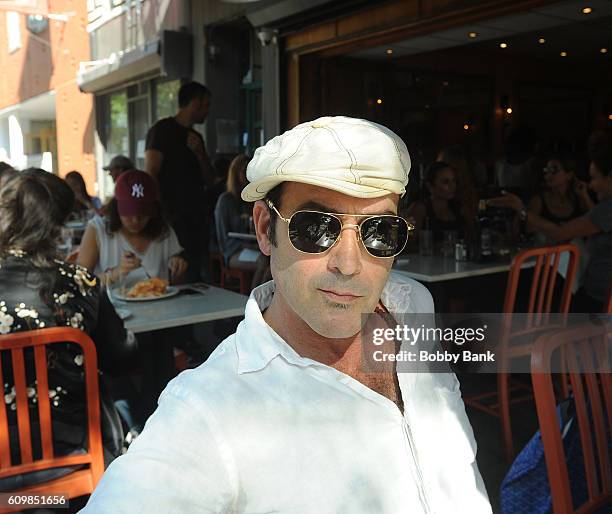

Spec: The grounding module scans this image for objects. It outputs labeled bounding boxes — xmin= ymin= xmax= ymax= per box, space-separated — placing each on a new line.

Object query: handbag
xmin=500 ymin=397 xmax=588 ymax=514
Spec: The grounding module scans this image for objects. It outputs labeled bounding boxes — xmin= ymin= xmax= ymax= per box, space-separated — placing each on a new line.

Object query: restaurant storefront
xmin=261 ymin=0 xmax=611 ymax=181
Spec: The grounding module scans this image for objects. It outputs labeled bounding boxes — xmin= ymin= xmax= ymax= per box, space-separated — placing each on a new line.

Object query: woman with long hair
xmin=527 ymin=153 xmax=593 ymax=229
xmin=214 ymin=154 xmax=270 ymax=288
xmin=0 ymin=169 xmax=133 ymax=485
xmin=78 ymin=169 xmax=187 ymax=288
xmin=407 ymin=161 xmax=469 ymax=244
xmin=65 ymin=170 xmax=102 ymax=215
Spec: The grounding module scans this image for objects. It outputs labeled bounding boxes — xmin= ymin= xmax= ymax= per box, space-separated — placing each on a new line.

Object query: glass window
xmin=129 ymin=97 xmax=149 ymax=170
xmin=155 ymin=80 xmax=181 ymax=121
xmin=6 ymin=11 xmax=21 ymax=53
xmin=108 ymin=91 xmax=129 ymax=156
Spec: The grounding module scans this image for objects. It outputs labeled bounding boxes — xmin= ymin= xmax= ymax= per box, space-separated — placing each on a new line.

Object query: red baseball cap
xmin=114 ymin=170 xmax=159 ymax=217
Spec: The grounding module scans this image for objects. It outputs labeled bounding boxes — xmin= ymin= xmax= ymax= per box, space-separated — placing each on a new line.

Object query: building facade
xmin=0 ymin=0 xmax=95 ymax=187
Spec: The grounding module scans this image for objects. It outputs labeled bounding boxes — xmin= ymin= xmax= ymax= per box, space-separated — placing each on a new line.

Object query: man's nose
xmin=326 ymin=225 xmax=363 ymax=276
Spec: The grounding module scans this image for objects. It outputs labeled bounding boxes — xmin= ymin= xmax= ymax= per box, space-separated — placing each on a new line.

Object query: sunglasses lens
xmin=361 ymin=216 xmax=408 ymax=257
xmin=288 ymin=211 xmax=341 ymax=253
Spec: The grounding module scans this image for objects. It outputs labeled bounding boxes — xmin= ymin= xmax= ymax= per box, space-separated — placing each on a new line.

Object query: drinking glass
xmin=442 ymin=230 xmax=457 ymax=258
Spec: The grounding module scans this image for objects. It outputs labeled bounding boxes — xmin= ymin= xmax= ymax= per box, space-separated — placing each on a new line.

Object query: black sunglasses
xmin=266 ymin=199 xmax=412 ymax=258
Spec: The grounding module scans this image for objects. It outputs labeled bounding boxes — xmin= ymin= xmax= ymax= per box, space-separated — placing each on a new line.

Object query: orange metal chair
xmin=464 ymin=243 xmax=579 ymax=462
xmin=0 ymin=327 xmax=104 ymax=512
xmin=531 ymin=322 xmax=611 ymax=514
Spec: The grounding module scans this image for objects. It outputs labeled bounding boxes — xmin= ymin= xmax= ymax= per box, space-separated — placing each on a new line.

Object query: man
xmin=83 ymin=116 xmax=491 ymax=513
xmin=103 ymin=154 xmax=134 ymax=183
xmin=145 ymin=81 xmax=213 ymax=280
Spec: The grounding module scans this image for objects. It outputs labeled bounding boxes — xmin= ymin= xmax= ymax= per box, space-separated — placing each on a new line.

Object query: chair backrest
xmin=0 ymin=327 xmax=104 ymax=486
xmin=504 ymin=243 xmax=579 ymax=316
xmin=531 ymin=323 xmax=612 ymax=514
xmin=606 ymin=280 xmax=612 ymax=314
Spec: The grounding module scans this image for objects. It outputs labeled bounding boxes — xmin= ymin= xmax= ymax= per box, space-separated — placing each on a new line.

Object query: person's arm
xmin=488 ymin=192 xmax=601 ymax=242
xmin=144 ymin=149 xmax=164 ymax=182
xmin=145 ymin=124 xmax=165 ymax=182
xmin=187 ymin=131 xmax=213 ymax=187
xmin=81 ymin=378 xmax=235 ymax=513
xmin=77 ymin=224 xmax=100 ymax=273
xmin=525 ymin=195 xmax=543 ymax=233
xmin=165 ymin=227 xmax=187 ymax=283
xmin=574 ymin=179 xmax=596 ymax=212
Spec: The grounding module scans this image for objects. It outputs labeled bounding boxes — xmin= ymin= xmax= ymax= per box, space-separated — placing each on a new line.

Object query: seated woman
xmin=490 ymin=132 xmax=612 ymax=312
xmin=78 ymin=169 xmax=188 ymax=429
xmin=0 ymin=169 xmax=134 ymax=488
xmin=78 ymin=169 xmax=187 ymax=289
xmin=215 ymin=154 xmax=270 ymax=289
xmin=527 ymin=153 xmax=594 ymax=233
xmin=407 ymin=161 xmax=469 ymax=247
xmin=65 ymin=170 xmax=102 ymax=218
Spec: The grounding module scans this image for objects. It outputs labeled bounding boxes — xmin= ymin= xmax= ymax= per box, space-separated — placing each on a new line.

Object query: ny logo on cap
xmin=131 ymin=183 xmax=144 ymax=198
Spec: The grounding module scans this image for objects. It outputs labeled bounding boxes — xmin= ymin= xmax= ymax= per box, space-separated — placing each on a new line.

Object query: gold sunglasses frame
xmin=265 ymin=199 xmax=414 ymax=259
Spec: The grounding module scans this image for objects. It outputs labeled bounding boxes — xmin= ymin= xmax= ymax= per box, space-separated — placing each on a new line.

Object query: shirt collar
xmin=235 ymin=272 xmax=418 ymax=375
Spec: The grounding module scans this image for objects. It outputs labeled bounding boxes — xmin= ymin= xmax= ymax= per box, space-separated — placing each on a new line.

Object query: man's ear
xmin=252 ymin=200 xmax=272 ymax=256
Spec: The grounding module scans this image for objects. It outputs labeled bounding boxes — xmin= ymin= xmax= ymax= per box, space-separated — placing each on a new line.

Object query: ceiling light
xmin=376 ymin=98 xmax=383 ymax=105
xmin=560 ymin=51 xmax=567 ymax=57
xmin=443 ymin=81 xmax=449 ymax=86
xmin=582 ymin=7 xmax=592 ymax=14
xmin=506 ymin=108 xmax=513 ymax=115
xmin=609 ymin=114 xmax=612 ymax=121
xmin=386 ymin=48 xmax=393 ymax=55
xmin=538 ymin=38 xmax=546 ymax=44
xmin=463 ymin=124 xmax=469 ymax=130
xmin=601 ymin=48 xmax=608 ymax=54
xmin=468 ymin=32 xmax=478 ymax=39
xmin=500 ymin=43 xmax=508 ymax=49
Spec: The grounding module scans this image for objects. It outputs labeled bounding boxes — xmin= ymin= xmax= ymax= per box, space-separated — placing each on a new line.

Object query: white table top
xmin=110 ymin=284 xmax=248 ymax=333
xmin=393 ymin=254 xmax=534 ymax=283
xmin=228 ymin=232 xmax=257 ymax=241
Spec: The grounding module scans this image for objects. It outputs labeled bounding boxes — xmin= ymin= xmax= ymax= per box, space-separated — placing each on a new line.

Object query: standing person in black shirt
xmin=145 ymin=82 xmax=213 ymax=281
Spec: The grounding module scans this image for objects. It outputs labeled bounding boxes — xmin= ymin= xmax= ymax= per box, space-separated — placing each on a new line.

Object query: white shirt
xmin=82 ymin=271 xmax=491 ymax=514
xmin=89 ymin=215 xmax=182 ymax=286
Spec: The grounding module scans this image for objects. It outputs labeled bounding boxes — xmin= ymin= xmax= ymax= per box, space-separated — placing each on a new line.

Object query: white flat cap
xmin=241 ymin=116 xmax=411 ymax=201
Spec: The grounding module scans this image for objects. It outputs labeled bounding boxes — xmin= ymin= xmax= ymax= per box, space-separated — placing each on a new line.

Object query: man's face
xmin=193 ymin=96 xmax=211 ymax=124
xmin=589 ymin=162 xmax=612 ymax=201
xmin=264 ymin=183 xmax=398 ymax=339
xmin=109 ymin=167 xmax=127 ymax=183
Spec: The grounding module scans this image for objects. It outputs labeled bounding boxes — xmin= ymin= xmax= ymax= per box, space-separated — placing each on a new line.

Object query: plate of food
xmin=113 ymin=278 xmax=179 ymax=302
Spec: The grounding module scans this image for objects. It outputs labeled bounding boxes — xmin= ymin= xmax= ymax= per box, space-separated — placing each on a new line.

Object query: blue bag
xmin=500 ymin=398 xmax=588 ymax=514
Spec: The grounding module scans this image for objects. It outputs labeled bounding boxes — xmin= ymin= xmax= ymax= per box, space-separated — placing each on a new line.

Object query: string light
xmin=582 ymin=7 xmax=592 ymax=15
xmin=601 ymin=48 xmax=608 ymax=54
xmin=560 ymin=51 xmax=568 ymax=57
xmin=386 ymin=48 xmax=393 ymax=55
xmin=468 ymin=32 xmax=478 ymax=39
xmin=500 ymin=43 xmax=508 ymax=49
xmin=538 ymin=38 xmax=546 ymax=44
xmin=506 ymin=108 xmax=513 ymax=115
xmin=376 ymin=98 xmax=383 ymax=105
xmin=463 ymin=124 xmax=470 ymax=130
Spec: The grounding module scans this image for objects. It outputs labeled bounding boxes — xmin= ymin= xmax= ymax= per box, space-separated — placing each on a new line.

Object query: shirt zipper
xmin=402 ymin=417 xmax=432 ymax=514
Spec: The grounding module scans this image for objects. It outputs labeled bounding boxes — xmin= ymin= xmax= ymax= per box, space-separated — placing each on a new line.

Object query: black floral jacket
xmin=0 ymin=250 xmax=132 ymax=457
